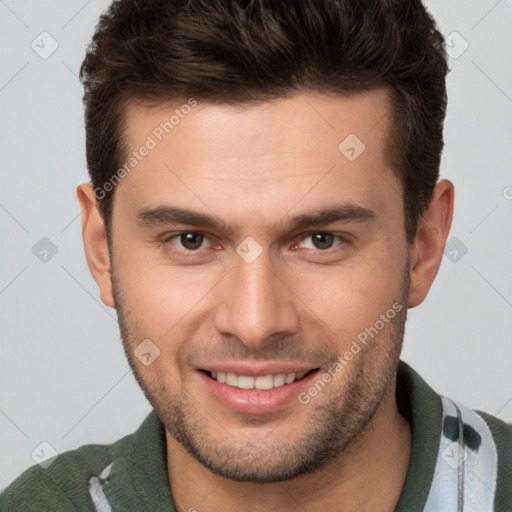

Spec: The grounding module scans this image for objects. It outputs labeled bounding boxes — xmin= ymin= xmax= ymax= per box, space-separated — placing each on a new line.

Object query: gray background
xmin=1 ymin=0 xmax=511 ymax=490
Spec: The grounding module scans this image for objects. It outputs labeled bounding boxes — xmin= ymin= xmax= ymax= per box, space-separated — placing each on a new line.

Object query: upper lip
xmin=198 ymin=363 xmax=318 ymax=377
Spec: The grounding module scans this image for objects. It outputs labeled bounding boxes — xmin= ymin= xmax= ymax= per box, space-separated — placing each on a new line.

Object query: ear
xmin=407 ymin=179 xmax=454 ymax=308
xmin=76 ymin=183 xmax=115 ymax=308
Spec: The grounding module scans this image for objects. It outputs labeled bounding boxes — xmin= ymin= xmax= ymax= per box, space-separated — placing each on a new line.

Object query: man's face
xmin=109 ymin=89 xmax=411 ymax=482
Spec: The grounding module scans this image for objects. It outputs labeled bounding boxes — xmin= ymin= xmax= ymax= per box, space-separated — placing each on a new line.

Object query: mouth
xmin=200 ymin=369 xmax=319 ymax=391
xmin=198 ymin=366 xmax=322 ymax=415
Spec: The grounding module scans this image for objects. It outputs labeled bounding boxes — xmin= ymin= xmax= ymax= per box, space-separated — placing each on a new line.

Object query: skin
xmin=78 ymin=88 xmax=454 ymax=512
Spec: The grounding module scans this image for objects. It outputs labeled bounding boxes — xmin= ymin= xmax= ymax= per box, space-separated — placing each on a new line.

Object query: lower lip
xmin=199 ymin=370 xmax=319 ymax=415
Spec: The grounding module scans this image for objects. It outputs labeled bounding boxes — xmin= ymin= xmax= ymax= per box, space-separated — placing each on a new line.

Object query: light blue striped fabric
xmin=424 ymin=397 xmax=498 ymax=512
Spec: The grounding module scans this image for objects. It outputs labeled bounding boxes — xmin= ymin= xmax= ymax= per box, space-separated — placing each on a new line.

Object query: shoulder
xmin=0 ymin=443 xmax=112 ymax=512
xmin=477 ymin=410 xmax=512 ymax=509
xmin=477 ymin=409 xmax=512 ymax=447
xmin=395 ymin=362 xmax=512 ymax=511
xmin=436 ymin=397 xmax=512 ymax=511
xmin=0 ymin=413 xmax=161 ymax=512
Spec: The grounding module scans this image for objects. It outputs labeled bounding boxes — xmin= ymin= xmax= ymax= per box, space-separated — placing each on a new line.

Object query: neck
xmin=166 ymin=384 xmax=411 ymax=512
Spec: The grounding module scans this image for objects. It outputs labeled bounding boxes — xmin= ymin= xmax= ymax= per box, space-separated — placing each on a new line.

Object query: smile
xmin=204 ymin=370 xmax=316 ymax=391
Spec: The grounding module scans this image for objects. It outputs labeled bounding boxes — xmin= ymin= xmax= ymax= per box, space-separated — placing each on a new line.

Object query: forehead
xmin=115 ymin=88 xmax=401 ymax=233
xmin=122 ymin=87 xmax=392 ymax=158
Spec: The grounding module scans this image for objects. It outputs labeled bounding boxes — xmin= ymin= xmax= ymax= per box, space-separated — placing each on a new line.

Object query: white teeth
xmin=273 ymin=373 xmax=286 ymax=387
xmin=237 ymin=375 xmax=255 ymax=389
xmin=226 ymin=373 xmax=238 ymax=386
xmin=210 ymin=371 xmax=308 ymax=390
xmin=284 ymin=373 xmax=295 ymax=384
xmin=255 ymin=375 xmax=274 ymax=390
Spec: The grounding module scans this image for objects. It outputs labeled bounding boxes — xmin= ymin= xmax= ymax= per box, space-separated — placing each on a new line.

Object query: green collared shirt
xmin=1 ymin=361 xmax=511 ymax=511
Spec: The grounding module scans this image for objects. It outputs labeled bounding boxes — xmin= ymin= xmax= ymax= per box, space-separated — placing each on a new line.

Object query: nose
xmin=213 ymin=249 xmax=300 ymax=350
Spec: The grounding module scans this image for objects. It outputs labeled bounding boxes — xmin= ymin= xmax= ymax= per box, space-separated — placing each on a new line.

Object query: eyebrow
xmin=274 ymin=203 xmax=376 ymax=232
xmin=135 ymin=202 xmax=376 ymax=234
xmin=136 ymin=206 xmax=233 ymax=233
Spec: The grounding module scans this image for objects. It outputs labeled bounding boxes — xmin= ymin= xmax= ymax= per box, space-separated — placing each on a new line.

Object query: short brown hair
xmin=80 ymin=0 xmax=448 ymax=243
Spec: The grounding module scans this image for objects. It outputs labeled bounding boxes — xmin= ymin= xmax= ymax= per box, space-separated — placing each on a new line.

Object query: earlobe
xmin=407 ymin=179 xmax=454 ymax=308
xmin=76 ymin=183 xmax=115 ymax=308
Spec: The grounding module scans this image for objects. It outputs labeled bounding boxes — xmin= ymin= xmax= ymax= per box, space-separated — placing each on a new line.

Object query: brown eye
xmin=311 ymin=233 xmax=335 ymax=250
xmin=179 ymin=233 xmax=204 ymax=250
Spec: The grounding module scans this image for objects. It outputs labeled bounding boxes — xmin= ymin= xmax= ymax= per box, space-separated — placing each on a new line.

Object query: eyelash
xmin=293 ymin=233 xmax=348 ymax=251
xmin=161 ymin=231 xmax=351 ymax=253
xmin=161 ymin=232 xmax=219 ymax=252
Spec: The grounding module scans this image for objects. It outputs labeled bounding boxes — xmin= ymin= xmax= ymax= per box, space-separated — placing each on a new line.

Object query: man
xmin=1 ymin=0 xmax=510 ymax=510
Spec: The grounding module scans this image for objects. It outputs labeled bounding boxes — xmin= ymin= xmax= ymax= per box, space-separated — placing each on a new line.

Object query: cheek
xmin=289 ymin=251 xmax=404 ymax=341
xmin=117 ymin=255 xmax=221 ymax=338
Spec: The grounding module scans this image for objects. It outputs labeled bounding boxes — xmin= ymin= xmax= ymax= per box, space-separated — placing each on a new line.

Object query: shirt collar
xmin=99 ymin=361 xmax=442 ymax=511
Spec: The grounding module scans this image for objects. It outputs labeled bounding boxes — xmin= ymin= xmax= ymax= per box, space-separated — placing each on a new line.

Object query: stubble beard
xmin=111 ymin=261 xmax=410 ymax=483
